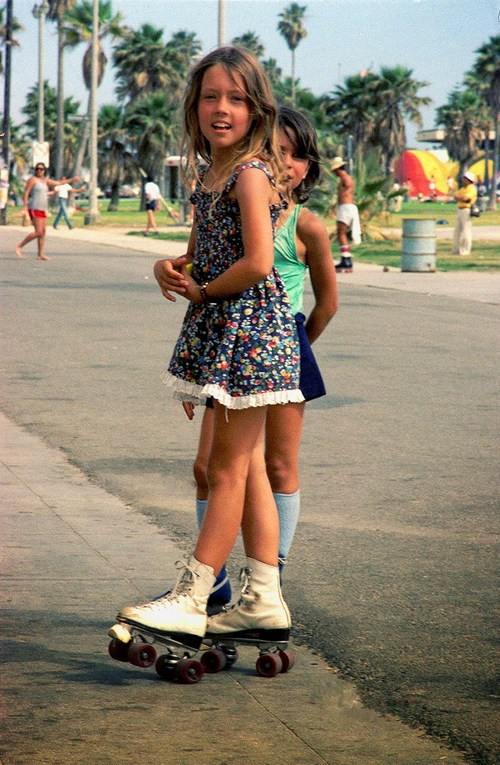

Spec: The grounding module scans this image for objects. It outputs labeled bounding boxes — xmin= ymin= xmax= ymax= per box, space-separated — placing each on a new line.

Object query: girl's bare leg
xmin=265 ymin=401 xmax=305 ymax=494
xmin=36 ymin=219 xmax=49 ymax=260
xmin=194 ymin=402 xmax=268 ymax=574
xmin=193 ymin=406 xmax=214 ymax=500
xmin=241 ymin=439 xmax=280 ymax=565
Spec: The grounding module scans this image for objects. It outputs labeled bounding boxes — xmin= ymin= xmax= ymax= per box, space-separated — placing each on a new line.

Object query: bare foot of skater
xmin=37 ymin=254 xmax=51 ymax=261
xmin=16 ymin=246 xmax=24 ymax=258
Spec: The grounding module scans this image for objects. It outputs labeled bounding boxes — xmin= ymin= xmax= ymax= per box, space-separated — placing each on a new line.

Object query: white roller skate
xmin=113 ymin=556 xmax=215 ymax=649
xmin=201 ymin=558 xmax=296 ymax=677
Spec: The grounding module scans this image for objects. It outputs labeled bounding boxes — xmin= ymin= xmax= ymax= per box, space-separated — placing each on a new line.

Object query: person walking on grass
xmin=117 ymin=47 xmax=303 ymax=650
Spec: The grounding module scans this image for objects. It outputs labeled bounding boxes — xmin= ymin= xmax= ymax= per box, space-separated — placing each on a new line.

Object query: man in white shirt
xmin=144 ymin=177 xmax=160 ymax=235
xmin=53 ymin=181 xmax=80 ymax=230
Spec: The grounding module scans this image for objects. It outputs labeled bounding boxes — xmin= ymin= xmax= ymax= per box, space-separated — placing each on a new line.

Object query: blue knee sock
xmin=274 ymin=490 xmax=301 ymax=565
xmin=196 ymin=498 xmax=207 ymax=529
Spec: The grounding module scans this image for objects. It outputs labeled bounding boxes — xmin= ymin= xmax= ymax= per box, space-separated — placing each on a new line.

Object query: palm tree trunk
xmin=488 ymin=111 xmax=498 ymax=211
xmin=291 ymin=49 xmax=296 ymax=105
xmin=55 ymin=23 xmax=65 ymax=180
xmin=72 ymin=92 xmax=91 ymax=178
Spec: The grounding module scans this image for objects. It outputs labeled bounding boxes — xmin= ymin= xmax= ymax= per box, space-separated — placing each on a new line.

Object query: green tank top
xmin=274 ymin=204 xmax=307 ymax=315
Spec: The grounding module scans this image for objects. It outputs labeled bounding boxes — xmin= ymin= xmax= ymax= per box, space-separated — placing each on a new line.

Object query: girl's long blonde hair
xmin=181 ymin=46 xmax=285 ymax=194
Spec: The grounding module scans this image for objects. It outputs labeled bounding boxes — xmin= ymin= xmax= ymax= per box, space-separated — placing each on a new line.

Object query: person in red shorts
xmin=16 ymin=163 xmax=80 ymax=261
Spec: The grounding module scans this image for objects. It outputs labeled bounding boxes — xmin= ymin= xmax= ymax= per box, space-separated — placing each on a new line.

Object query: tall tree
xmin=0 ymin=4 xmax=22 ymax=75
xmin=113 ymin=24 xmax=171 ymax=103
xmin=98 ymin=103 xmax=135 ymax=210
xmin=277 ymin=3 xmax=307 ymax=104
xmin=47 ymin=1 xmax=76 ymax=180
xmin=231 ymin=32 xmax=265 ymax=59
xmin=21 ymin=81 xmax=81 ymax=173
xmin=436 ymin=88 xmax=487 ymax=181
xmin=113 ymin=26 xmax=201 ymax=105
xmin=465 ymin=34 xmax=500 ymax=210
xmin=371 ymin=65 xmax=430 ymax=175
xmin=62 ymin=0 xmax=126 ymax=175
xmin=165 ymin=30 xmax=202 ymax=90
xmin=124 ymin=91 xmax=179 ymax=205
xmin=325 ymin=72 xmax=380 ymax=167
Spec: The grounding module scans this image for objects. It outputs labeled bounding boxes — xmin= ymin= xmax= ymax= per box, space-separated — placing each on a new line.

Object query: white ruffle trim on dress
xmin=163 ymin=372 xmax=305 ymax=409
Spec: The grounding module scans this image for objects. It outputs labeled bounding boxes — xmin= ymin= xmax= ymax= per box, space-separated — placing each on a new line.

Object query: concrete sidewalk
xmin=1 ymin=411 xmax=468 ymax=765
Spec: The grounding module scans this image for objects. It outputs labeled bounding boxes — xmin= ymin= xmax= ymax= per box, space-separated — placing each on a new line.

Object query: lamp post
xmin=1 ymin=0 xmax=13 ymax=226
xmin=218 ymin=0 xmax=225 ymax=46
xmin=85 ymin=0 xmax=99 ymax=224
xmin=32 ymin=1 xmax=49 ymax=144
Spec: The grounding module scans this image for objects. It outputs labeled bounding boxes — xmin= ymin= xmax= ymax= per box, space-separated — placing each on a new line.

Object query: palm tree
xmin=371 ymin=66 xmax=431 ymax=176
xmin=0 ymin=5 xmax=22 ymax=75
xmin=47 ymin=1 xmax=76 ymax=180
xmin=113 ymin=24 xmax=170 ymax=104
xmin=231 ymin=32 xmax=265 ymax=59
xmin=124 ymin=91 xmax=179 ymax=206
xmin=113 ymin=26 xmax=201 ymax=105
xmin=165 ymin=30 xmax=202 ymax=83
xmin=62 ymin=0 xmax=126 ymax=175
xmin=98 ymin=104 xmax=136 ymax=210
xmin=21 ymin=81 xmax=81 ymax=173
xmin=436 ymin=88 xmax=487 ymax=181
xmin=465 ymin=34 xmax=500 ymax=210
xmin=277 ymin=3 xmax=307 ymax=104
xmin=325 ymin=72 xmax=380 ymax=167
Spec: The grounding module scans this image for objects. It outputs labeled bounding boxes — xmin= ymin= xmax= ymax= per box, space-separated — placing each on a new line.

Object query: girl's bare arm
xmin=298 ymin=208 xmax=338 ymax=344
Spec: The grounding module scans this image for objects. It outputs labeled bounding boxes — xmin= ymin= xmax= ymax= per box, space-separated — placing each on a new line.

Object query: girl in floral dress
xmin=117 ymin=47 xmax=302 ymax=649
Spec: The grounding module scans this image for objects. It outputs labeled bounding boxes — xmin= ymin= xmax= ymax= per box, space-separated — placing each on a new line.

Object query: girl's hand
xmin=182 ymin=401 xmax=196 ymax=420
xmin=153 ymin=256 xmax=190 ymax=301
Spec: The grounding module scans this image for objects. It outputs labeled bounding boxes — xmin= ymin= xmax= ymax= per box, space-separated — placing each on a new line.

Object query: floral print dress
xmin=164 ymin=160 xmax=304 ymax=409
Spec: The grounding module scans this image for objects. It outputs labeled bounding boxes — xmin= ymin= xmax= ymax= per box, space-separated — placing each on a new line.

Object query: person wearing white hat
xmin=331 ymin=156 xmax=361 ymax=272
xmin=453 ymin=170 xmax=478 ymax=256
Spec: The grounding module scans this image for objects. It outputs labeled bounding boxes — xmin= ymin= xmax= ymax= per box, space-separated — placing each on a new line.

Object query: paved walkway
xmin=11 ymin=222 xmax=500 ymax=304
xmin=1 ymin=411 xmax=467 ymax=765
xmin=3 ymin=223 xmax=497 ymax=763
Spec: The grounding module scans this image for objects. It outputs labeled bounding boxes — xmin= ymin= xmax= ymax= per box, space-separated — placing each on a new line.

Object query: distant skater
xmin=16 ymin=164 xmax=80 ymax=260
xmin=331 ymin=156 xmax=361 ymax=273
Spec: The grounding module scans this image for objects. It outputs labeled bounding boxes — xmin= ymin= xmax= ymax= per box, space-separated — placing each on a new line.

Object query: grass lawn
xmin=355 ymin=240 xmax=500 ymax=272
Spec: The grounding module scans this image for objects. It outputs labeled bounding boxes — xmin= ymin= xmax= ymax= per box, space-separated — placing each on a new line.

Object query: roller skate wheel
xmin=201 ymin=648 xmax=227 ymax=673
xmin=108 ymin=638 xmax=130 ymax=662
xmin=174 ymin=658 xmax=204 ymax=684
xmin=127 ymin=642 xmax=157 ymax=668
xmin=278 ymin=649 xmax=297 ymax=672
xmin=256 ymin=652 xmax=283 ymax=677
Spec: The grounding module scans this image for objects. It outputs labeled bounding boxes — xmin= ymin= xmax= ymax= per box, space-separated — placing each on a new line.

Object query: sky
xmin=6 ymin=0 xmax=499 ymax=149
